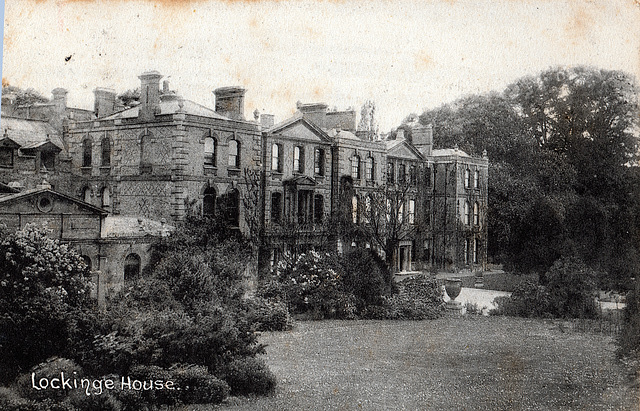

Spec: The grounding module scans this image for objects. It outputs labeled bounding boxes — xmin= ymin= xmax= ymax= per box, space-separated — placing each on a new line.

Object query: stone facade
xmin=0 ymin=70 xmax=489 ymax=293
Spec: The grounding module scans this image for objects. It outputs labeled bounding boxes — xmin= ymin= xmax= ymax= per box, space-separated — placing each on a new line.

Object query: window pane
xmin=228 ymin=140 xmax=239 ymax=167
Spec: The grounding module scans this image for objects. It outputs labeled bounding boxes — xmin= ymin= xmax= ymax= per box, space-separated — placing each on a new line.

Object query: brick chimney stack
xmin=214 ymin=87 xmax=246 ymax=120
xmin=298 ymin=102 xmax=328 ymax=129
xmin=138 ymin=71 xmax=163 ymax=121
xmin=412 ymin=123 xmax=433 ymax=157
xmin=93 ymin=88 xmax=116 ymax=118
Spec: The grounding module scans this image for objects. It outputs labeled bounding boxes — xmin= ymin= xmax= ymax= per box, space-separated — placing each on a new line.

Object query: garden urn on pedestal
xmin=445 ymin=278 xmax=463 ymax=316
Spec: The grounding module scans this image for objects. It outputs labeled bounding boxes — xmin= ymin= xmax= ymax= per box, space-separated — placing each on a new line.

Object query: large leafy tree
xmin=417 ymin=66 xmax=640 ymax=288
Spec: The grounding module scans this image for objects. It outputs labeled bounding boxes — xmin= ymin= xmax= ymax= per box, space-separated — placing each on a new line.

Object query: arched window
xmin=204 ymin=137 xmax=216 ymax=167
xmin=464 ymin=169 xmax=471 ymax=189
xmin=203 ymin=187 xmax=216 ymax=216
xmin=82 ymin=186 xmax=91 ymax=203
xmin=351 ymin=155 xmax=361 ymax=179
xmin=365 ymin=157 xmax=375 ymax=181
xmin=82 ymin=138 xmax=92 ymax=167
xmin=228 ymin=139 xmax=240 ymax=168
xmin=473 ymin=202 xmax=479 ymax=225
xmin=474 ymin=170 xmax=480 ymax=189
xmin=101 ymin=187 xmax=110 ymax=208
xmin=124 ymin=253 xmax=141 ymax=281
xmin=101 ymin=136 xmax=111 ymax=166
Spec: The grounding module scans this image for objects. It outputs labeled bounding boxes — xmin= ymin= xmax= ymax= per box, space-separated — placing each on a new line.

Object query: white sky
xmin=2 ymin=0 xmax=640 ymax=132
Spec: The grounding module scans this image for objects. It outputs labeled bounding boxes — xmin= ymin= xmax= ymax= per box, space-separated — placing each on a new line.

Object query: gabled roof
xmin=99 ymin=98 xmax=230 ymax=121
xmin=0 ymin=188 xmax=108 ymax=215
xmin=385 ymin=138 xmax=425 ymax=161
xmin=267 ymin=115 xmax=332 ymax=143
xmin=0 ymin=116 xmax=64 ymax=150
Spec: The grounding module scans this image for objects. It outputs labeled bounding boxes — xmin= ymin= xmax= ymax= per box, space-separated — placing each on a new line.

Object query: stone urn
xmin=445 ymin=278 xmax=463 ymax=316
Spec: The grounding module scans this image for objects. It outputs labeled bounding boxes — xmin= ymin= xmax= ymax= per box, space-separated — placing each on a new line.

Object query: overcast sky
xmin=2 ymin=0 xmax=639 ymax=132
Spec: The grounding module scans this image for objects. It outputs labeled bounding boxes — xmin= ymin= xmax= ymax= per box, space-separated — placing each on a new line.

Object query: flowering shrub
xmin=275 ymin=251 xmax=356 ymax=319
xmin=0 ymin=225 xmax=94 ymax=383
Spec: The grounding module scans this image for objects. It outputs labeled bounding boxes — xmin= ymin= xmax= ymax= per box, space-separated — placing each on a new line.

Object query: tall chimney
xmin=260 ymin=114 xmax=275 ymax=129
xmin=298 ymin=103 xmax=328 ymax=129
xmin=213 ymin=87 xmax=246 ymax=120
xmin=412 ymin=123 xmax=433 ymax=157
xmin=51 ymin=88 xmax=68 ymax=112
xmin=93 ymin=88 xmax=116 ymax=118
xmin=138 ymin=71 xmax=163 ymax=121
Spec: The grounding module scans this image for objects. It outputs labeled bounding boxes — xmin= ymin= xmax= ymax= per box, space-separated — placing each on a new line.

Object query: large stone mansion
xmin=0 ymin=71 xmax=488 ymax=300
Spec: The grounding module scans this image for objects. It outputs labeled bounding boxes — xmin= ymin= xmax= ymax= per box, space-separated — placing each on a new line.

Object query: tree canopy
xmin=416 ymin=66 xmax=640 ymax=288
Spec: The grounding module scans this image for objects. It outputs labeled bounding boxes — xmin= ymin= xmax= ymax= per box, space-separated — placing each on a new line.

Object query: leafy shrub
xmin=171 ymin=364 xmax=229 ymax=405
xmin=0 ymin=225 xmax=94 ymax=383
xmin=245 ymin=297 xmax=292 ymax=331
xmin=16 ymin=358 xmax=83 ymax=402
xmin=65 ymin=387 xmax=122 ymax=411
xmin=384 ymin=277 xmax=444 ymax=320
xmin=222 ymin=357 xmax=276 ymax=396
xmin=0 ymin=386 xmax=35 ymax=411
xmin=491 ymin=257 xmax=599 ymax=319
xmin=340 ymin=248 xmax=394 ymax=311
xmin=544 ymin=256 xmax=598 ymax=319
xmin=490 ymin=280 xmax=552 ymax=317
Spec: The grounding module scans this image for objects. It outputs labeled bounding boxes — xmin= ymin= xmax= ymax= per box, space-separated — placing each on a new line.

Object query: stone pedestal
xmin=446 ymin=300 xmax=463 ymax=316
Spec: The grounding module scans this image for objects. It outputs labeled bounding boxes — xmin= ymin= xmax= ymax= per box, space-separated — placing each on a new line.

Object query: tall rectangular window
xmin=365 ymin=157 xmax=374 ymax=181
xmin=351 ymin=196 xmax=358 ymax=224
xmin=351 ymin=155 xmax=360 ymax=179
xmin=101 ymin=137 xmax=111 ymax=167
xmin=314 ymin=148 xmax=325 ymax=176
xmin=398 ymin=164 xmax=406 ymax=184
xmin=271 ymin=192 xmax=282 ymax=223
xmin=408 ymin=199 xmax=415 ymax=224
xmin=228 ymin=140 xmax=240 ymax=168
xmin=474 ymin=170 xmax=479 ymax=189
xmin=387 ymin=162 xmax=394 ymax=183
xmin=409 ymin=165 xmax=417 ymax=185
xmin=464 ymin=169 xmax=471 ymax=188
xmin=294 ymin=146 xmax=304 ymax=173
xmin=82 ymin=139 xmax=92 ymax=167
xmin=271 ymin=143 xmax=282 ymax=172
xmin=204 ymin=137 xmax=216 ymax=167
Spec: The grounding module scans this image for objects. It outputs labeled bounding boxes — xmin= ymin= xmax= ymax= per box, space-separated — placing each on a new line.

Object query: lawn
xmin=208 ymin=317 xmax=638 ymax=410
